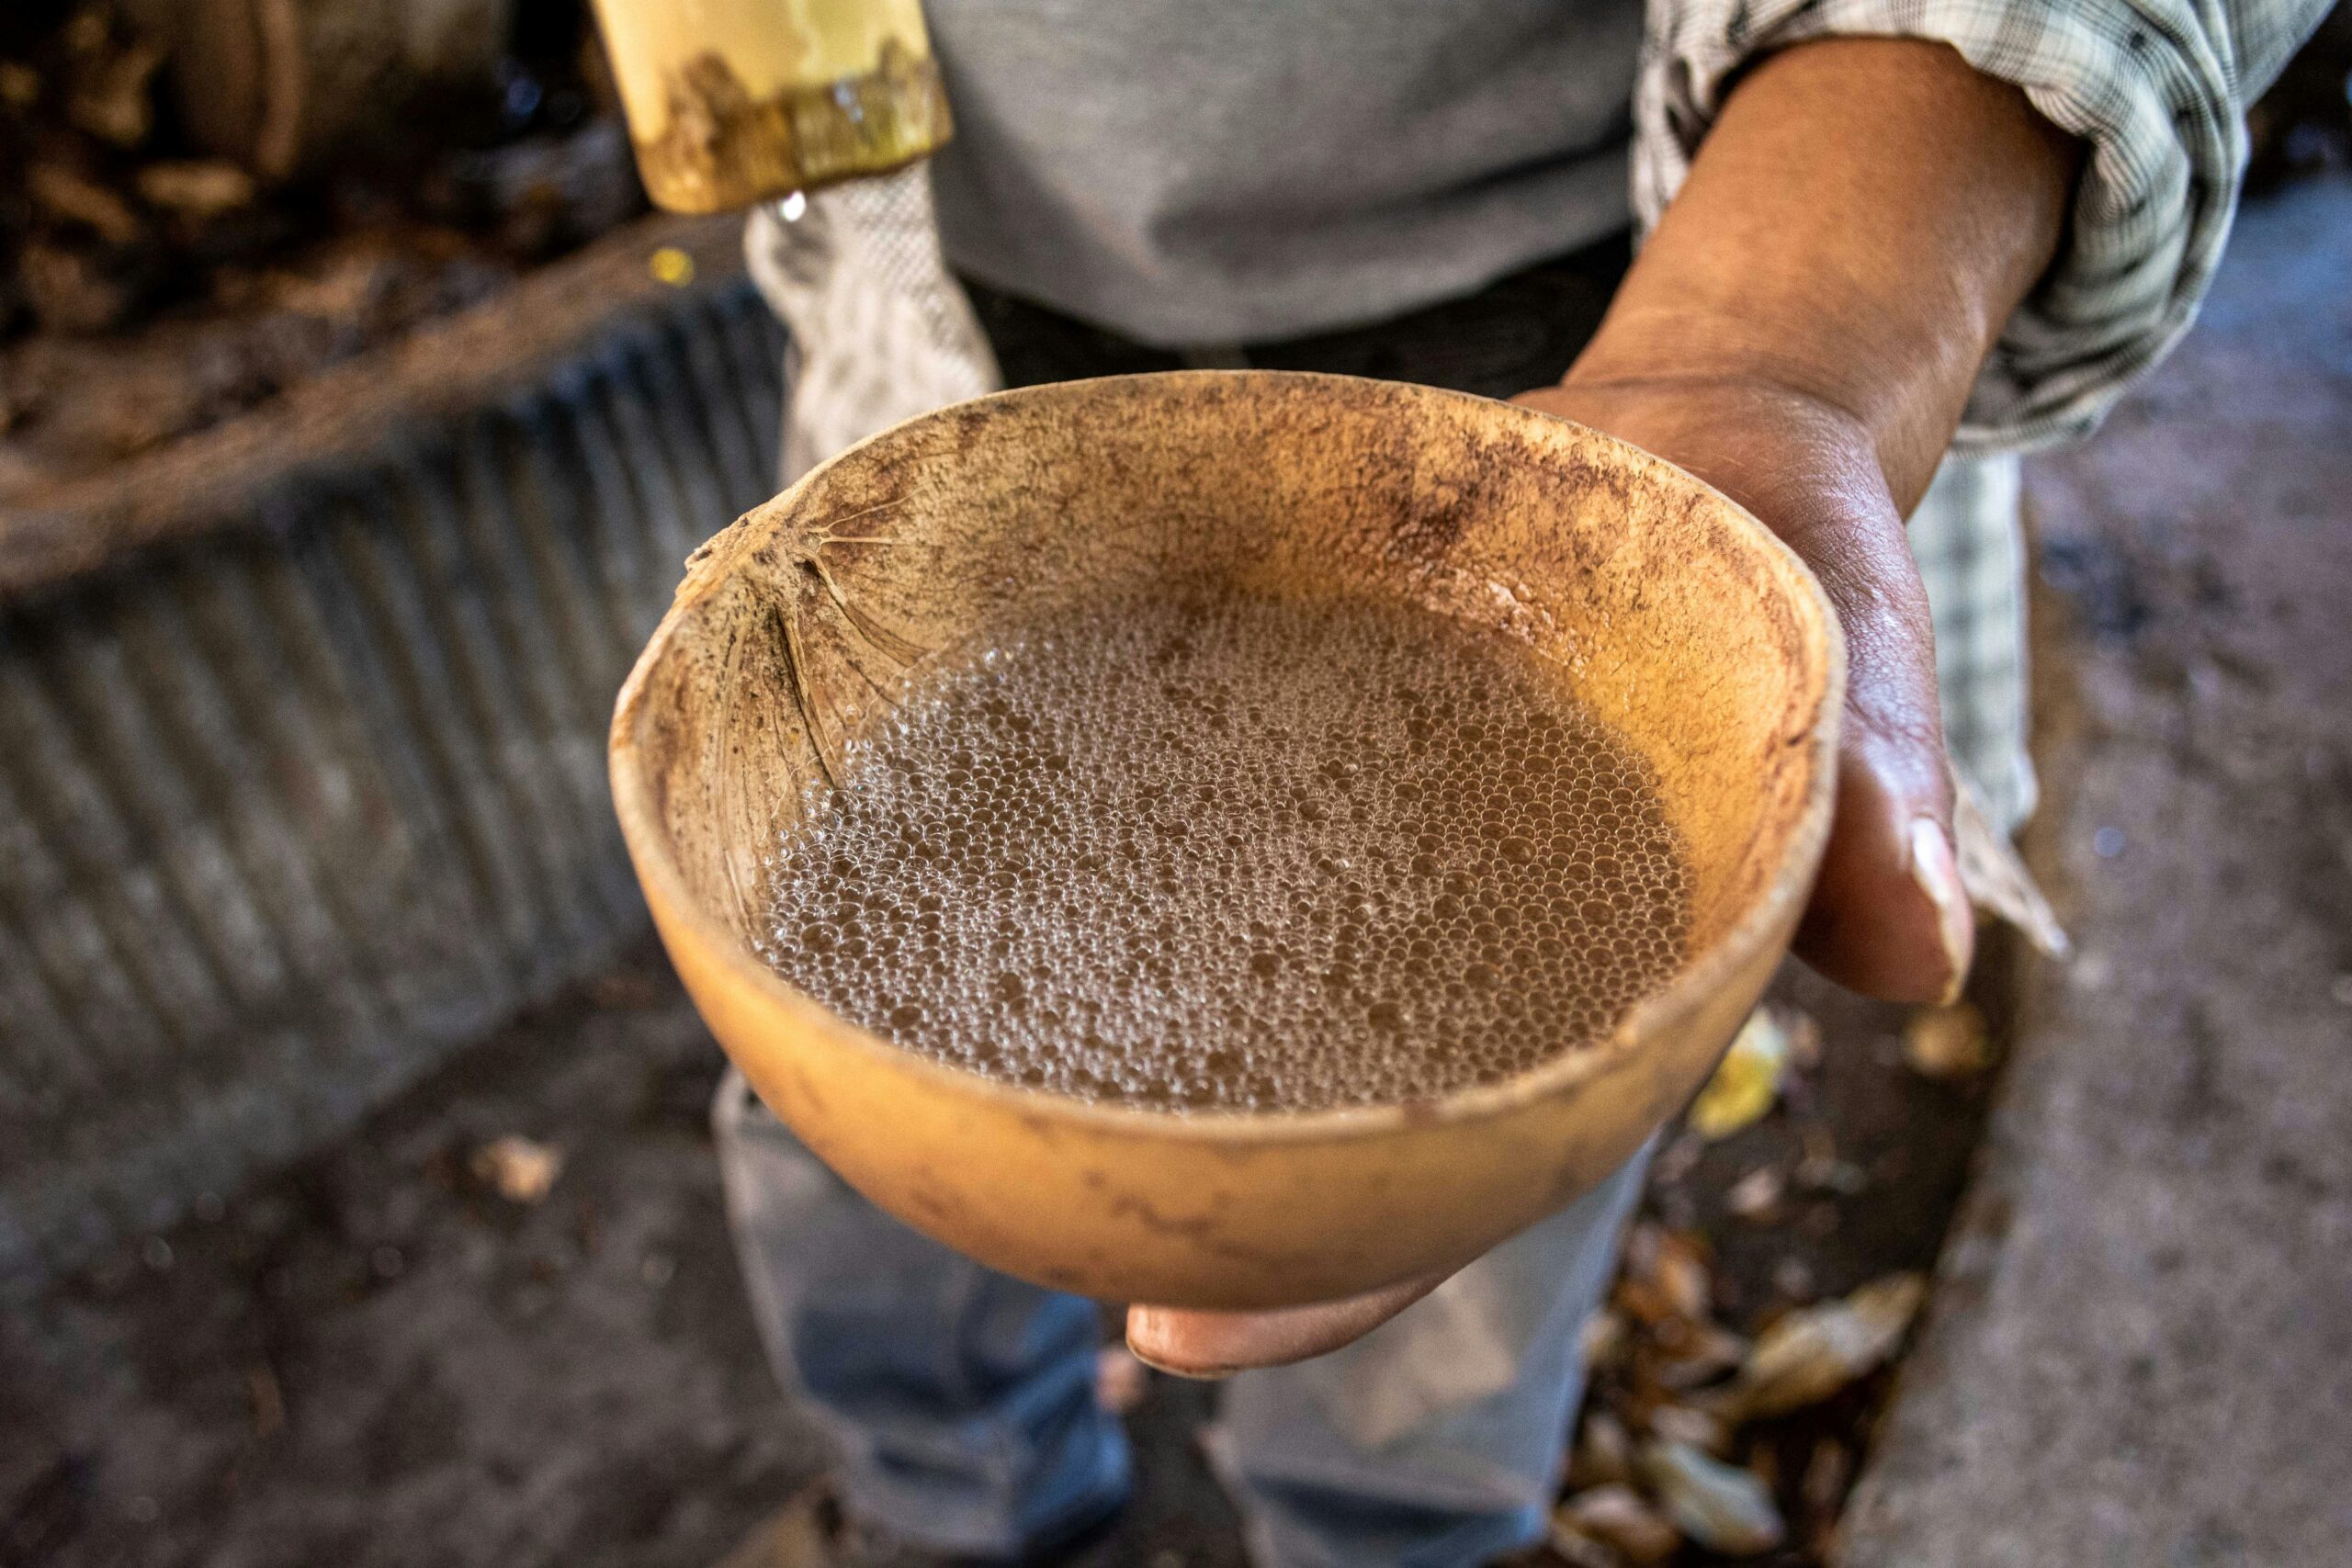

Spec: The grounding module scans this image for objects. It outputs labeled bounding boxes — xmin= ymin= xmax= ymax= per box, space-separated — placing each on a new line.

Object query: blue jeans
xmin=714 ymin=1071 xmax=1651 ymax=1566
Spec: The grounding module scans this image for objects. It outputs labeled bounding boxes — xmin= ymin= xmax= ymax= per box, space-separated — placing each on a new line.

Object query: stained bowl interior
xmin=621 ymin=372 xmax=1837 ymax=1031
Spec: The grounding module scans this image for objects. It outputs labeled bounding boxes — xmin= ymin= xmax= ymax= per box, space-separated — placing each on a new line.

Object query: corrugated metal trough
xmin=0 ymin=216 xmax=783 ymax=1287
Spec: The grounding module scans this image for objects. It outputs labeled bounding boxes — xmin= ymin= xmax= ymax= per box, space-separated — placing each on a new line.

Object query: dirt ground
xmin=1835 ymin=169 xmax=2352 ymax=1568
xmin=0 ymin=928 xmax=1988 ymax=1568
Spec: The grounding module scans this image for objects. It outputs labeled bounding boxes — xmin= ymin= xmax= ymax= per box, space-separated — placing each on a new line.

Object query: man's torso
xmin=925 ymin=0 xmax=1644 ymax=344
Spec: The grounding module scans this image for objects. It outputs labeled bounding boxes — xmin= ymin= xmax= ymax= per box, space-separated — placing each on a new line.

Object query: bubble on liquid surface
xmin=755 ymin=591 xmax=1693 ymax=1113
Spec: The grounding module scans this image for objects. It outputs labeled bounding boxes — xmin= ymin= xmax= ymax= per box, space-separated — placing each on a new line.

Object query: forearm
xmin=1570 ymin=37 xmax=2078 ymax=511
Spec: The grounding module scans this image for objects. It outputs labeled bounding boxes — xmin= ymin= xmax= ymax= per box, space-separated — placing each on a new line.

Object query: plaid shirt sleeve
xmin=1634 ymin=0 xmax=2334 ymax=451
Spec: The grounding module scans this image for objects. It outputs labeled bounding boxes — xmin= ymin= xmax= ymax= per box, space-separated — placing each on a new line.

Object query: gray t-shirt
xmin=926 ymin=1 xmax=1643 ymax=347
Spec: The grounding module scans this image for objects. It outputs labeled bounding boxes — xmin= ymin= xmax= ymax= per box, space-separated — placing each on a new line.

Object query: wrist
xmin=1566 ymin=266 xmax=1996 ymax=514
xmin=1520 ymin=371 xmax=1893 ymax=551
xmin=1566 ymin=316 xmax=1903 ymax=450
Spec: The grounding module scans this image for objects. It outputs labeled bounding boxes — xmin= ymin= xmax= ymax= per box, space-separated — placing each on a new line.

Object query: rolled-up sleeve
xmin=1634 ymin=0 xmax=2334 ymax=450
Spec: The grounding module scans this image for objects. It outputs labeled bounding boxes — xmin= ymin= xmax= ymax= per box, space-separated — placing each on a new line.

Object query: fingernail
xmin=1127 ymin=1347 xmax=1237 ymax=1382
xmin=1907 ymin=817 xmax=1975 ymax=1004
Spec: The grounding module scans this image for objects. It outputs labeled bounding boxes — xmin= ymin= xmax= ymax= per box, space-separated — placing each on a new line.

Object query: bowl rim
xmin=609 ymin=369 xmax=1847 ymax=1147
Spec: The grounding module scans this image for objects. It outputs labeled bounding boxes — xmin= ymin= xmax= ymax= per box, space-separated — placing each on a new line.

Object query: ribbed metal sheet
xmin=0 ymin=280 xmax=783 ymax=1285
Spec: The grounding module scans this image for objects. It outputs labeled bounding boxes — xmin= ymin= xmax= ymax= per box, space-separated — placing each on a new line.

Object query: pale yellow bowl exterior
xmin=610 ymin=372 xmax=1842 ymax=1310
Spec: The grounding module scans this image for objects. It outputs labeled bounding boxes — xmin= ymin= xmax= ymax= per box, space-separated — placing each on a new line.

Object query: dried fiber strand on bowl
xmin=797 ymin=494 xmax=912 ymax=547
xmin=772 ymin=594 xmax=843 ymax=790
xmin=801 ymin=554 xmax=929 ymax=666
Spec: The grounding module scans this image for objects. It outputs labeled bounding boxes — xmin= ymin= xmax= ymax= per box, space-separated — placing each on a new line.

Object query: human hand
xmin=1519 ymin=37 xmax=2073 ymax=1002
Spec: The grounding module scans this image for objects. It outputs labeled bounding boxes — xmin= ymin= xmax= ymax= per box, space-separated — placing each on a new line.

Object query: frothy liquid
xmin=757 ymin=591 xmax=1692 ymax=1112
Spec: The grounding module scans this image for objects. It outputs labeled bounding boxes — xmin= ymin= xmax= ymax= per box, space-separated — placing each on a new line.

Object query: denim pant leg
xmin=1206 ymin=1140 xmax=1654 ymax=1568
xmin=712 ymin=1068 xmax=1132 ymax=1558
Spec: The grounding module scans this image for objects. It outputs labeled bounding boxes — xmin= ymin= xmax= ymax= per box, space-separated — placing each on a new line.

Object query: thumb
xmin=1800 ymin=686 xmax=1973 ymax=1004
xmin=1755 ymin=455 xmax=1973 ymax=1003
